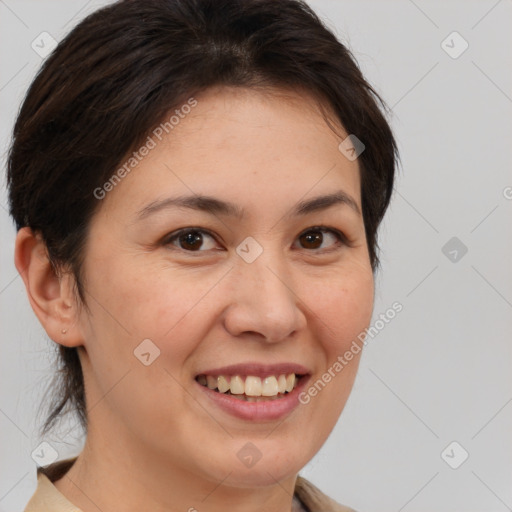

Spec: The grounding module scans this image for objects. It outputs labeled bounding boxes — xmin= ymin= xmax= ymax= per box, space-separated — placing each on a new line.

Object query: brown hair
xmin=7 ymin=0 xmax=399 ymax=436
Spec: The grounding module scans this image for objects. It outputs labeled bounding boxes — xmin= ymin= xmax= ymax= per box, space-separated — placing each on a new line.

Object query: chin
xmin=221 ymin=462 xmax=302 ymax=489
xmin=205 ymin=439 xmax=311 ymax=488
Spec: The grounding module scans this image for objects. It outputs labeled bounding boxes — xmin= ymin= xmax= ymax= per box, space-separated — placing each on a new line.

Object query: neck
xmin=53 ymin=419 xmax=300 ymax=512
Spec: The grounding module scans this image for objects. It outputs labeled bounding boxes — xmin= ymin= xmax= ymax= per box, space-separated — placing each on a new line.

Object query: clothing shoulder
xmin=295 ymin=475 xmax=358 ymax=512
xmin=24 ymin=458 xmax=81 ymax=512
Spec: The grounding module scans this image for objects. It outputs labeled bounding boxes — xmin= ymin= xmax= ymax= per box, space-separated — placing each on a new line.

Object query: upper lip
xmin=195 ymin=362 xmax=311 ymax=378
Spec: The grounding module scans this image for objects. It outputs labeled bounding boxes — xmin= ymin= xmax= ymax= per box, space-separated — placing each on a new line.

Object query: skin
xmin=15 ymin=86 xmax=374 ymax=512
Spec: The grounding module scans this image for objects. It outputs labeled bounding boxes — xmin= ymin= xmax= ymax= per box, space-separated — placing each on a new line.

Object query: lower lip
xmin=196 ymin=377 xmax=310 ymax=421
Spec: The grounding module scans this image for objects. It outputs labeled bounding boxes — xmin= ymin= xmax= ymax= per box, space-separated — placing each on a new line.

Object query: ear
xmin=14 ymin=227 xmax=83 ymax=347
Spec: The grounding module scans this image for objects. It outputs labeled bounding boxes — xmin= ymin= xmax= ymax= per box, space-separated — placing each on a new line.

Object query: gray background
xmin=1 ymin=1 xmax=511 ymax=511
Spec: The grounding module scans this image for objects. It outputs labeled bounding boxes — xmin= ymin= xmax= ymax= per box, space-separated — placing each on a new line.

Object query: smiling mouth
xmin=195 ymin=373 xmax=304 ymax=402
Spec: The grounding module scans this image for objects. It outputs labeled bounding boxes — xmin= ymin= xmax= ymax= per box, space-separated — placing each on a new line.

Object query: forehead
xmin=96 ymin=86 xmax=361 ymax=219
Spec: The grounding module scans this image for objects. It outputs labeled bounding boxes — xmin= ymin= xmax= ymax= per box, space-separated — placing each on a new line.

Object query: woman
xmin=7 ymin=0 xmax=398 ymax=510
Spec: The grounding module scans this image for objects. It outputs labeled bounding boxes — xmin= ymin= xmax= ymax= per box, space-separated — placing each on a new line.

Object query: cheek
xmin=86 ymin=253 xmax=192 ymax=332
xmin=83 ymin=256 xmax=221 ymax=374
xmin=307 ymin=266 xmax=374 ymax=353
xmin=80 ymin=259 xmax=212 ymax=440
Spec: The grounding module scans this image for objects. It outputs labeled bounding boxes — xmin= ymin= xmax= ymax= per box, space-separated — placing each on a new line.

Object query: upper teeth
xmin=197 ymin=374 xmax=297 ymax=397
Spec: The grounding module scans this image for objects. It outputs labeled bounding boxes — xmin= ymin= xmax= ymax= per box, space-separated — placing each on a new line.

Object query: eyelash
xmin=161 ymin=226 xmax=352 ymax=255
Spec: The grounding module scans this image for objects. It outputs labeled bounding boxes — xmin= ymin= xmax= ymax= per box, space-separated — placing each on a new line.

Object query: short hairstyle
xmin=7 ymin=0 xmax=399 ymax=435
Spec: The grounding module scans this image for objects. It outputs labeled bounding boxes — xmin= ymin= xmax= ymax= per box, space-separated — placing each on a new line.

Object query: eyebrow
xmin=136 ymin=190 xmax=361 ymax=221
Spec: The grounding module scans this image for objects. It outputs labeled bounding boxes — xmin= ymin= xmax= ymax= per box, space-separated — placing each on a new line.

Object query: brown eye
xmin=299 ymin=230 xmax=323 ymax=249
xmin=178 ymin=231 xmax=203 ymax=251
xmin=296 ymin=227 xmax=346 ymax=251
xmin=164 ymin=229 xmax=218 ymax=252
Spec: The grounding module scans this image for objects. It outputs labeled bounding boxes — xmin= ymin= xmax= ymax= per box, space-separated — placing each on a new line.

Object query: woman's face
xmin=75 ymin=86 xmax=374 ymax=487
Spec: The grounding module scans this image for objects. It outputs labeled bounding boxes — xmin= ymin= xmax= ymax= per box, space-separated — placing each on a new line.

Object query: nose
xmin=222 ymin=248 xmax=307 ymax=343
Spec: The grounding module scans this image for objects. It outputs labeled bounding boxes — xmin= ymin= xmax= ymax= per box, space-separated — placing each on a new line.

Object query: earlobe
xmin=14 ymin=227 xmax=83 ymax=348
